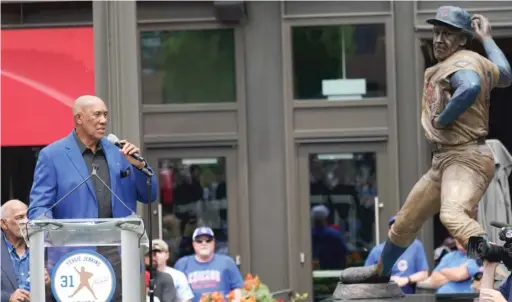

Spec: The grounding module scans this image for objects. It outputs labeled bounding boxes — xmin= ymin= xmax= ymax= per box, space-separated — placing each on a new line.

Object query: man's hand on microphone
xmin=119 ymin=140 xmax=146 ymax=169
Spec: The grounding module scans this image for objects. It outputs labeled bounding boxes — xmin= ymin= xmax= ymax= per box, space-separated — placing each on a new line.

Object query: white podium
xmin=25 ymin=214 xmax=148 ymax=302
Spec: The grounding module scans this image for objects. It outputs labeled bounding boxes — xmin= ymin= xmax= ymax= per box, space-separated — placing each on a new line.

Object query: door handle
xmin=158 ymin=204 xmax=163 ymax=239
xmin=374 ymin=197 xmax=381 ymax=244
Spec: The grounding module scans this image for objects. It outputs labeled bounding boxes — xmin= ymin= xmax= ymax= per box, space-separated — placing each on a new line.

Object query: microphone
xmin=107 ymin=134 xmax=154 ymax=177
xmin=490 ymin=221 xmax=511 ymax=229
xmin=107 ymin=134 xmax=146 ymax=163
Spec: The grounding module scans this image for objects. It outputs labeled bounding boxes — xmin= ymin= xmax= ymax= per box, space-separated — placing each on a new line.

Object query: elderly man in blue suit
xmin=28 ymin=95 xmax=157 ymax=301
xmin=2 ymin=199 xmax=51 ymax=302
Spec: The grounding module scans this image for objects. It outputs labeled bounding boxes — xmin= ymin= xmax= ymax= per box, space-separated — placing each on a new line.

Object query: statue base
xmin=332 ymin=282 xmax=405 ymax=300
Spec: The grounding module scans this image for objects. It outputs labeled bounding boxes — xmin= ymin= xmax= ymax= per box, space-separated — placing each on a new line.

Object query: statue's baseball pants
xmin=389 ymin=142 xmax=495 ymax=248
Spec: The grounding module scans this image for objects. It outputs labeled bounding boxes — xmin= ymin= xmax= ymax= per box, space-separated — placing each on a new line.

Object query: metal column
xmin=29 ymin=231 xmax=45 ymax=301
xmin=92 ymin=3 xmax=146 ymax=298
xmin=121 ymin=230 xmax=141 ymax=302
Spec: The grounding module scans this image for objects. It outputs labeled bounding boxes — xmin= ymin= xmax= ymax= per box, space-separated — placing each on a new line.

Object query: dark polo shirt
xmin=72 ymin=133 xmax=124 ymax=301
xmin=73 ymin=133 xmax=112 ymax=218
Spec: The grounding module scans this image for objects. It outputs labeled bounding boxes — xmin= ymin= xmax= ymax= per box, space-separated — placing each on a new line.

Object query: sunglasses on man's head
xmin=194 ymin=238 xmax=213 ymax=244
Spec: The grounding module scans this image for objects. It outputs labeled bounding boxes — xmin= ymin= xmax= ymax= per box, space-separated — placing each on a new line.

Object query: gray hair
xmin=0 ymin=199 xmax=25 ymax=219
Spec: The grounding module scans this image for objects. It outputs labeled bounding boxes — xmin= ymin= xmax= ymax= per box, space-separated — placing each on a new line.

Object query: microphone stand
xmin=146 ymin=172 xmax=155 ymax=302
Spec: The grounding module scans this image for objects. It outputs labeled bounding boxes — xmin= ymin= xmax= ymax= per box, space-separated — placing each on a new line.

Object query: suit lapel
xmin=64 ymin=132 xmax=97 ymax=200
xmin=1 ymin=235 xmax=18 ymax=289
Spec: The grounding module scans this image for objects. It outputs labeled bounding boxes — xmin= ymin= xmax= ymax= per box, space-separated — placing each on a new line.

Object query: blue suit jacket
xmin=27 ymin=131 xmax=157 ymax=270
xmin=1 ymin=233 xmax=17 ymax=302
xmin=28 ymin=131 xmax=157 ymax=219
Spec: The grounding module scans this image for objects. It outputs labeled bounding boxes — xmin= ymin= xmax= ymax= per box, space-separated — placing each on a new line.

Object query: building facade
xmin=3 ymin=1 xmax=512 ymax=300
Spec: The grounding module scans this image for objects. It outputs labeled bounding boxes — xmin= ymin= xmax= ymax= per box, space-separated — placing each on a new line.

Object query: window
xmin=292 ymin=24 xmax=386 ymax=101
xmin=158 ymin=157 xmax=228 ymax=265
xmin=140 ymin=29 xmax=236 ymax=104
xmin=1 ymin=146 xmax=42 ymax=205
xmin=308 ymin=152 xmax=377 ymax=301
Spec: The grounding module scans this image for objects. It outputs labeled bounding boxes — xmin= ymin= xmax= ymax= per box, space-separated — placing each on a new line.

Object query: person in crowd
xmin=311 ymin=205 xmax=348 ymax=270
xmin=428 ymin=239 xmax=481 ymax=294
xmin=178 ymin=216 xmax=200 ymax=258
xmin=151 ymin=239 xmax=194 ymax=302
xmin=188 ymin=165 xmax=204 ymax=203
xmin=145 ymin=270 xmax=161 ymax=302
xmin=365 ymin=216 xmax=429 ymax=294
xmin=434 ymin=237 xmax=457 ymax=266
xmin=478 ymin=258 xmax=512 ymax=302
xmin=470 ymin=264 xmax=508 ymax=294
xmin=1 ymin=199 xmax=50 ymax=302
xmin=144 ymin=246 xmax=177 ymax=302
xmin=162 ymin=214 xmax=182 ymax=266
xmin=174 ymin=226 xmax=243 ymax=302
xmin=28 ymin=95 xmax=157 ymax=301
xmin=160 ymin=160 xmax=175 ymax=215
xmin=143 ymin=246 xmax=176 ymax=302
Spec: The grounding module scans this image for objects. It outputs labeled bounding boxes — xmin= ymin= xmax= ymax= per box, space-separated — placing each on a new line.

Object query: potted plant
xmin=199 ymin=274 xmax=308 ymax=302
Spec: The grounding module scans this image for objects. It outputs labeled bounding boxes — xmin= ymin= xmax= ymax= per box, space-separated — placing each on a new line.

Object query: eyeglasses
xmin=194 ymin=238 xmax=213 ymax=244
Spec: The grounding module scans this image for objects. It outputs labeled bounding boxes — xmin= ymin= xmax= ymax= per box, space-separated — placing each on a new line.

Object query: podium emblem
xmin=51 ymin=250 xmax=116 ymax=302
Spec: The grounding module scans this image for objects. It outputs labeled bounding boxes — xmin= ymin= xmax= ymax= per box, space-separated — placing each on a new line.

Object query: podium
xmin=25 ymin=214 xmax=148 ymax=302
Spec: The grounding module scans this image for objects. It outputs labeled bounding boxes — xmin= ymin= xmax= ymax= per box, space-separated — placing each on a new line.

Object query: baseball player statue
xmin=338 ymin=6 xmax=512 ymax=287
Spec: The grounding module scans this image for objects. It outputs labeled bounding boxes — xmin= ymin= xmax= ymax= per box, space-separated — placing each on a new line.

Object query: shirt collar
xmin=2 ymin=232 xmax=14 ymax=252
xmin=2 ymin=232 xmax=23 ymax=256
xmin=73 ymin=130 xmax=103 ymax=154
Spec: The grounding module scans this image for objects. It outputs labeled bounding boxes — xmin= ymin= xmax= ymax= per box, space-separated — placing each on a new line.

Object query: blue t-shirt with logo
xmin=434 ymin=250 xmax=480 ymax=294
xmin=174 ymin=254 xmax=244 ymax=302
xmin=365 ymin=239 xmax=429 ymax=294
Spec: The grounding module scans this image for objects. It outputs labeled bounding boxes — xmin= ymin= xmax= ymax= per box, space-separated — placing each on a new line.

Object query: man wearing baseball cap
xmin=174 ymin=226 xmax=244 ymax=302
xmin=145 ymin=270 xmax=161 ymax=302
xmin=150 ymin=239 xmax=194 ymax=302
xmin=144 ymin=244 xmax=176 ymax=302
xmin=310 ymin=205 xmax=348 ymax=269
xmin=364 ymin=217 xmax=429 ymax=294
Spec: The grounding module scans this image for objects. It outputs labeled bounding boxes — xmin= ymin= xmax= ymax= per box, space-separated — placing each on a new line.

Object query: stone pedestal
xmin=332 ymin=282 xmax=405 ymax=300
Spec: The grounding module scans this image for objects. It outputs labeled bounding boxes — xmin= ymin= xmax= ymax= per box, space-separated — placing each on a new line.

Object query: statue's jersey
xmin=421 ymin=49 xmax=500 ymax=145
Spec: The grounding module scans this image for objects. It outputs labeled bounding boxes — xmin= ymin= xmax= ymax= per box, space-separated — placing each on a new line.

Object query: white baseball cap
xmin=192 ymin=226 xmax=215 ymax=240
xmin=311 ymin=205 xmax=330 ymax=220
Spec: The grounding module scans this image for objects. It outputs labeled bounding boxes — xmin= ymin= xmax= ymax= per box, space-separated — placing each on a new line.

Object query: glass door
xmin=296 ymin=142 xmax=395 ymax=302
xmin=144 ymin=147 xmax=242 ymax=269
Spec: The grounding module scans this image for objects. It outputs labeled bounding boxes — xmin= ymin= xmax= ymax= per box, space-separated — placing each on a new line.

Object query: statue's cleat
xmin=339 ymin=265 xmax=391 ymax=284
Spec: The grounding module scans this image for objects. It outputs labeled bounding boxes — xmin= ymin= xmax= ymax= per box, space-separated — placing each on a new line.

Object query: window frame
xmin=282 ymin=15 xmax=395 ymax=107
xmin=144 ymin=146 xmax=250 ymax=274
xmin=138 ymin=21 xmax=245 ymax=109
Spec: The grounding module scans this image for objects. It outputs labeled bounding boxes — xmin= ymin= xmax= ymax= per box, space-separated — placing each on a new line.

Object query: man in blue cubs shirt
xmin=365 ymin=216 xmax=430 ymax=294
xmin=430 ymin=238 xmax=481 ymax=294
xmin=175 ymin=226 xmax=244 ymax=302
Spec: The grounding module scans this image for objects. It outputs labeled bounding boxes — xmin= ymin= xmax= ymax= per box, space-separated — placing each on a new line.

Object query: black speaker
xmin=213 ymin=1 xmax=246 ymax=25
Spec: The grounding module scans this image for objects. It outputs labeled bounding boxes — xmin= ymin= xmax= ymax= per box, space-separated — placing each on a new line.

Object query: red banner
xmin=1 ymin=27 xmax=95 ymax=146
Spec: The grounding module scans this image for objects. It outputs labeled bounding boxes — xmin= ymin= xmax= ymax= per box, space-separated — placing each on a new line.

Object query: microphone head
xmin=491 ymin=221 xmax=509 ymax=229
xmin=106 ymin=134 xmax=121 ymax=146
